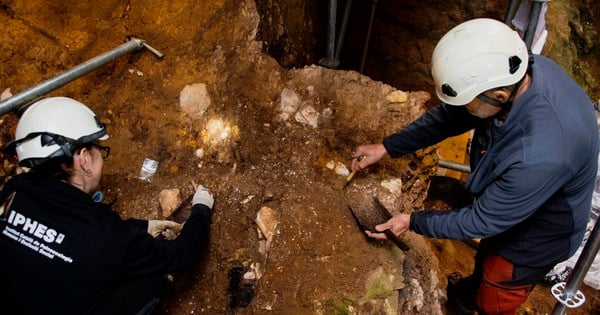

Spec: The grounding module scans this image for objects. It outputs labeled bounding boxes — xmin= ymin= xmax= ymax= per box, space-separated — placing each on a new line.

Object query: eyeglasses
xmin=92 ymin=144 xmax=110 ymax=159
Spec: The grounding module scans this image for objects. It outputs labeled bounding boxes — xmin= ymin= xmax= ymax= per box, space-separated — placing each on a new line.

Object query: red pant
xmin=476 ymin=252 xmax=536 ymax=315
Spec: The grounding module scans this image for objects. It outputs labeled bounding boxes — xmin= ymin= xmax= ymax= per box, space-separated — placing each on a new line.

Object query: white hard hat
xmin=6 ymin=97 xmax=108 ymax=168
xmin=431 ymin=18 xmax=529 ymax=105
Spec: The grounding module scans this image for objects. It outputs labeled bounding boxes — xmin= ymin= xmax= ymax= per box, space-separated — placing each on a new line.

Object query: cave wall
xmin=256 ymin=0 xmax=600 ymax=104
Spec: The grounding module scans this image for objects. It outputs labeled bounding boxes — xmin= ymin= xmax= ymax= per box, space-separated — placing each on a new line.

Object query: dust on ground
xmin=1 ymin=1 xmax=599 ymax=314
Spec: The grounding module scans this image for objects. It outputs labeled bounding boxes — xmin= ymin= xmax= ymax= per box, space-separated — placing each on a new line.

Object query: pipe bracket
xmin=551 ymin=282 xmax=586 ymax=308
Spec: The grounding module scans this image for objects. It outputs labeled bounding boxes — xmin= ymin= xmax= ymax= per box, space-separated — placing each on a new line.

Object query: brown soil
xmin=1 ymin=1 xmax=599 ymax=314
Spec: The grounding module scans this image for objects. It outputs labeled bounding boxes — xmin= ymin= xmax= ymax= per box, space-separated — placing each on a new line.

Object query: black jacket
xmin=0 ymin=173 xmax=212 ymax=314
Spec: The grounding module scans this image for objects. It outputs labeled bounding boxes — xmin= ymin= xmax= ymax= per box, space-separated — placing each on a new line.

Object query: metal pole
xmin=439 ymin=159 xmax=471 ymax=174
xmin=523 ymin=0 xmax=545 ymax=49
xmin=319 ymin=0 xmax=337 ymax=68
xmin=333 ymin=0 xmax=353 ymax=67
xmin=359 ymin=0 xmax=377 ymax=73
xmin=551 ymin=219 xmax=600 ymax=314
xmin=0 ymin=37 xmax=159 ymax=116
xmin=503 ymin=0 xmax=519 ymax=25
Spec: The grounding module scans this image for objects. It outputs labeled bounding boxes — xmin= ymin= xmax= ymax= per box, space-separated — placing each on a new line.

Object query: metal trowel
xmin=348 ymin=196 xmax=410 ymax=251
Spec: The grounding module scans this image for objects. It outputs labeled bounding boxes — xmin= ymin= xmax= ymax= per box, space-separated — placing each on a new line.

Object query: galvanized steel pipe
xmin=503 ymin=0 xmax=519 ymax=25
xmin=0 ymin=37 xmax=149 ymax=116
xmin=360 ymin=0 xmax=377 ymax=73
xmin=523 ymin=0 xmax=546 ymax=49
xmin=439 ymin=159 xmax=471 ymax=174
xmin=333 ymin=0 xmax=353 ymax=65
xmin=322 ymin=0 xmax=337 ymax=67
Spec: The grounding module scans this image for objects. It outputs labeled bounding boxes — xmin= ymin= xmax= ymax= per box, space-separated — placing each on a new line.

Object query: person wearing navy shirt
xmin=351 ymin=18 xmax=599 ymax=314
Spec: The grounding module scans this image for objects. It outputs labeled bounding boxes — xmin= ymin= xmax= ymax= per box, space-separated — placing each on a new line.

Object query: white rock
xmin=159 ymin=188 xmax=182 ymax=217
xmin=241 ymin=195 xmax=255 ymax=204
xmin=180 ymin=83 xmax=211 ymax=120
xmin=381 ymin=178 xmax=403 ymax=195
xmin=326 ymin=160 xmax=335 ymax=169
xmin=334 ymin=162 xmax=350 ymax=176
xmin=278 ymin=88 xmax=301 ymax=121
xmin=294 ymin=106 xmax=319 ymax=128
xmin=0 ymin=88 xmax=12 ymax=101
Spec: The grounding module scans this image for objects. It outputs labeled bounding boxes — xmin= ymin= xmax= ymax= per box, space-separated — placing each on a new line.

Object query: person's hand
xmin=192 ymin=184 xmax=214 ymax=209
xmin=365 ymin=213 xmax=410 ymax=240
xmin=351 ymin=143 xmax=387 ymax=171
xmin=147 ymin=220 xmax=182 ymax=239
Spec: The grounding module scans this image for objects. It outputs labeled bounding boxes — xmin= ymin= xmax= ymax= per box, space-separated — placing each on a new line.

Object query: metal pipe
xmin=360 ymin=0 xmax=377 ymax=73
xmin=552 ymin=219 xmax=600 ymax=314
xmin=523 ymin=0 xmax=545 ymax=49
xmin=503 ymin=0 xmax=519 ymax=25
xmin=333 ymin=0 xmax=353 ymax=66
xmin=320 ymin=0 xmax=337 ymax=68
xmin=0 ymin=37 xmax=157 ymax=116
xmin=439 ymin=159 xmax=471 ymax=174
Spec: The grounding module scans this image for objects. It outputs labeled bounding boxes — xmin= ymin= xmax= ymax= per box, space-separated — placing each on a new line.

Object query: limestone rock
xmin=179 ymin=83 xmax=211 ymax=120
xmin=256 ymin=206 xmax=279 ymax=253
xmin=159 ymin=188 xmax=182 ymax=217
xmin=1 ymin=88 xmax=12 ymax=101
xmin=294 ymin=105 xmax=319 ymax=128
xmin=278 ymin=88 xmax=301 ymax=121
xmin=385 ymin=90 xmax=409 ymax=103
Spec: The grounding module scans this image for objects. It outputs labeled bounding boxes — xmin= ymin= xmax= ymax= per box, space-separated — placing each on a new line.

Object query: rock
xmin=326 ymin=160 xmax=335 ymax=169
xmin=1 ymin=88 xmax=12 ymax=101
xmin=381 ymin=178 xmax=403 ymax=195
xmin=406 ymin=278 xmax=425 ymax=312
xmin=385 ymin=90 xmax=409 ymax=103
xmin=159 ymin=188 xmax=182 ymax=217
xmin=179 ymin=83 xmax=211 ymax=120
xmin=278 ymin=88 xmax=301 ymax=121
xmin=334 ymin=162 xmax=350 ymax=176
xmin=365 ymin=267 xmax=394 ymax=299
xmin=294 ymin=105 xmax=319 ymax=128
xmin=256 ymin=206 xmax=279 ymax=253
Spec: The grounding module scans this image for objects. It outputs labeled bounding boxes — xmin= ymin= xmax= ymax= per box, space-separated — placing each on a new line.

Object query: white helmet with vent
xmin=431 ymin=18 xmax=529 ymax=105
xmin=7 ymin=97 xmax=108 ymax=168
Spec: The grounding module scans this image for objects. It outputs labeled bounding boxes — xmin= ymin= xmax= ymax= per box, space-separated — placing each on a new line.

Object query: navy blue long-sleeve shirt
xmin=383 ymin=55 xmax=599 ymax=267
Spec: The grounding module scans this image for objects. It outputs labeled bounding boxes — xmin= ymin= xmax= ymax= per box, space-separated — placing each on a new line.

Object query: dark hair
xmin=28 ymin=143 xmax=94 ymax=180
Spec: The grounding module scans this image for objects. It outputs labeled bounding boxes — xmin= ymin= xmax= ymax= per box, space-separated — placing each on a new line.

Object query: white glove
xmin=147 ymin=220 xmax=182 ymax=239
xmin=192 ymin=185 xmax=214 ymax=209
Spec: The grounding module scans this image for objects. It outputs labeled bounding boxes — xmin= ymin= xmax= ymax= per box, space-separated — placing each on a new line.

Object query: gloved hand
xmin=147 ymin=220 xmax=182 ymax=239
xmin=192 ymin=184 xmax=214 ymax=209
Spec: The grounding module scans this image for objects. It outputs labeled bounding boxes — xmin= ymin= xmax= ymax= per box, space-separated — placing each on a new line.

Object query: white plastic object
xmin=139 ymin=158 xmax=159 ymax=182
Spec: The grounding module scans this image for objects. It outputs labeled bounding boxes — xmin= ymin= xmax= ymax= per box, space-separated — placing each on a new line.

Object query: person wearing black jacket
xmin=0 ymin=97 xmax=214 ymax=314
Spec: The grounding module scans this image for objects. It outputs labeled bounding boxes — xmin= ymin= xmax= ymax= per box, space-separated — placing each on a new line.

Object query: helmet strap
xmin=476 ymin=75 xmax=527 ymax=109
